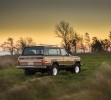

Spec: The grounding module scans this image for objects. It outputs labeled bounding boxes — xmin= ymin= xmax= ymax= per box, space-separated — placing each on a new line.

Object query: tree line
xmin=0 ymin=21 xmax=111 ymax=55
xmin=55 ymin=21 xmax=111 ymax=53
xmin=0 ymin=37 xmax=36 ymax=55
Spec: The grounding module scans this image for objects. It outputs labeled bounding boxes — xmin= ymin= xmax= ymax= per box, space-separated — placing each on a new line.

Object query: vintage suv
xmin=17 ymin=45 xmax=81 ymax=76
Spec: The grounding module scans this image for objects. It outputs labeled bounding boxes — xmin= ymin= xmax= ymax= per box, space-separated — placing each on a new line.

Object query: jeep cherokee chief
xmin=17 ymin=46 xmax=81 ymax=76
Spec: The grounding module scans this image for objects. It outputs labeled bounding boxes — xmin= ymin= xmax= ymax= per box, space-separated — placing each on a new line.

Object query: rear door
xmin=44 ymin=47 xmax=64 ymax=66
xmin=19 ymin=56 xmax=44 ymax=66
xmin=19 ymin=46 xmax=44 ymax=66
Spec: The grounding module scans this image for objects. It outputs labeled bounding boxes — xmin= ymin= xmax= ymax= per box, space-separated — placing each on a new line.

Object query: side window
xmin=48 ymin=48 xmax=60 ymax=55
xmin=61 ymin=49 xmax=68 ymax=56
xmin=49 ymin=49 xmax=58 ymax=55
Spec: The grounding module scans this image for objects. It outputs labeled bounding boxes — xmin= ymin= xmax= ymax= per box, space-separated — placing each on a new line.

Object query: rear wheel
xmin=24 ymin=69 xmax=36 ymax=76
xmin=48 ymin=64 xmax=58 ymax=76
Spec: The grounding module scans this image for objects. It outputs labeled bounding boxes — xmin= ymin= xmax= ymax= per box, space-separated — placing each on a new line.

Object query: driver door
xmin=60 ymin=48 xmax=73 ymax=66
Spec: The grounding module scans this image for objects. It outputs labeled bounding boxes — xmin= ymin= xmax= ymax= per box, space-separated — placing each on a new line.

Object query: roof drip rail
xmin=36 ymin=44 xmax=58 ymax=47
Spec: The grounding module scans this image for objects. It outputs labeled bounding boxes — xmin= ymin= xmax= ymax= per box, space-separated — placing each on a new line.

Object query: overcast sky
xmin=0 ymin=0 xmax=111 ymax=44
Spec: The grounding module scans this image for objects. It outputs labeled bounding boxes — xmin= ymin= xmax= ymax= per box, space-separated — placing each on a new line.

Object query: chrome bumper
xmin=17 ymin=66 xmax=47 ymax=69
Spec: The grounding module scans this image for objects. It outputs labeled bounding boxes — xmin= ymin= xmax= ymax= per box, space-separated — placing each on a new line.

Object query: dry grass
xmin=0 ymin=55 xmax=18 ymax=68
xmin=0 ymin=77 xmax=58 ymax=100
xmin=58 ymin=62 xmax=111 ymax=100
xmin=0 ymin=63 xmax=111 ymax=100
xmin=0 ymin=54 xmax=111 ymax=100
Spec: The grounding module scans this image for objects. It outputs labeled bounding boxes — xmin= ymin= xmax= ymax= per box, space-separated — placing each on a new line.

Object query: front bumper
xmin=17 ymin=65 xmax=47 ymax=69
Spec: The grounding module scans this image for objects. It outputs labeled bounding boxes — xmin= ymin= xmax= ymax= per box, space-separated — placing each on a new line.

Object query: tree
xmin=55 ymin=21 xmax=80 ymax=53
xmin=101 ymin=39 xmax=110 ymax=51
xmin=70 ymin=33 xmax=81 ymax=53
xmin=0 ymin=37 xmax=15 ymax=55
xmin=84 ymin=32 xmax=91 ymax=52
xmin=91 ymin=37 xmax=103 ymax=52
xmin=55 ymin=21 xmax=74 ymax=51
xmin=15 ymin=37 xmax=36 ymax=54
xmin=109 ymin=31 xmax=111 ymax=51
xmin=79 ymin=36 xmax=86 ymax=53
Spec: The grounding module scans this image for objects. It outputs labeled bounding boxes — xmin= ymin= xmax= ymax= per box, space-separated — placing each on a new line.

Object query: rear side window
xmin=22 ymin=47 xmax=44 ymax=56
xmin=47 ymin=48 xmax=60 ymax=55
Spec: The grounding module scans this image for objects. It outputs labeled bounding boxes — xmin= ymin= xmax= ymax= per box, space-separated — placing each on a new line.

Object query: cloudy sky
xmin=0 ymin=0 xmax=111 ymax=44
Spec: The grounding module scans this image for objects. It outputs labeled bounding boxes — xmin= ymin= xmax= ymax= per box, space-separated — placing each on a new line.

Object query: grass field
xmin=0 ymin=53 xmax=111 ymax=100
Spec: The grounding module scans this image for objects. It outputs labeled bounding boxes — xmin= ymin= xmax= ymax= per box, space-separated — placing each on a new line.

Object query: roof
xmin=24 ymin=45 xmax=62 ymax=48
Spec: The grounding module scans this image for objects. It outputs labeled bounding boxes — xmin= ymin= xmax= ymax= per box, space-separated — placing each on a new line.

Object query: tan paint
xmin=18 ymin=55 xmax=80 ymax=68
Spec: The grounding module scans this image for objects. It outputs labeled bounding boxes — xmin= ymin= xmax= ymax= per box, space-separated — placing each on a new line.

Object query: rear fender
xmin=51 ymin=60 xmax=59 ymax=69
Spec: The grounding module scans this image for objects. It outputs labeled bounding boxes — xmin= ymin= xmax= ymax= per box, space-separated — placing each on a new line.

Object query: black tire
xmin=41 ymin=71 xmax=46 ymax=74
xmin=48 ymin=64 xmax=58 ymax=76
xmin=71 ymin=63 xmax=81 ymax=74
xmin=24 ymin=69 xmax=36 ymax=76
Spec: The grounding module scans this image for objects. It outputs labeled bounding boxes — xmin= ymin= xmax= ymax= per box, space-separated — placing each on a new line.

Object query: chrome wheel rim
xmin=75 ymin=66 xmax=80 ymax=73
xmin=53 ymin=68 xmax=57 ymax=75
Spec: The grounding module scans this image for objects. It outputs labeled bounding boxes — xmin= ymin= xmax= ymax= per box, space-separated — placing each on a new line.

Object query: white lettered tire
xmin=53 ymin=67 xmax=58 ymax=75
xmin=71 ymin=64 xmax=81 ymax=74
xmin=74 ymin=66 xmax=80 ymax=73
xmin=48 ymin=64 xmax=58 ymax=76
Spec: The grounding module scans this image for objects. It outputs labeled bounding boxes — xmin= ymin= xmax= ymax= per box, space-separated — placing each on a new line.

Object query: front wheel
xmin=74 ymin=66 xmax=80 ymax=73
xmin=71 ymin=64 xmax=81 ymax=74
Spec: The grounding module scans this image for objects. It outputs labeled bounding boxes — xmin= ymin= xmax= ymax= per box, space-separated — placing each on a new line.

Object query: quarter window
xmin=48 ymin=48 xmax=60 ymax=55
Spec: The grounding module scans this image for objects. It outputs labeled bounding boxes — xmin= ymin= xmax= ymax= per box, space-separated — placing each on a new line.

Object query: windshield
xmin=22 ymin=47 xmax=44 ymax=56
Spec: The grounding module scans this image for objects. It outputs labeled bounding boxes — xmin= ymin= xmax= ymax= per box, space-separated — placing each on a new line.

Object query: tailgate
xmin=18 ymin=56 xmax=44 ymax=66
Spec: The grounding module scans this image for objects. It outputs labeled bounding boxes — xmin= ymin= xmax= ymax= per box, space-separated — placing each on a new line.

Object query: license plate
xmin=28 ymin=62 xmax=33 ymax=65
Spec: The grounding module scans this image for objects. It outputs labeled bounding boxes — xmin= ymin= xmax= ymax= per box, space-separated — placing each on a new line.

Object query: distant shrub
xmin=0 ymin=55 xmax=18 ymax=69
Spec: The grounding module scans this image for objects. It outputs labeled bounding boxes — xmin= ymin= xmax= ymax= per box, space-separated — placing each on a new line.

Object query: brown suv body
xmin=17 ymin=46 xmax=81 ymax=75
